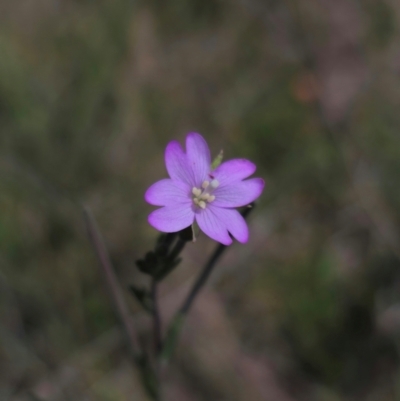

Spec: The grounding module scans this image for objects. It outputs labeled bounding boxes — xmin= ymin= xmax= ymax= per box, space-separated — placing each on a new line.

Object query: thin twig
xmin=83 ymin=206 xmax=141 ymax=359
xmin=151 ymin=278 xmax=162 ymax=354
xmin=84 ymin=208 xmax=160 ymax=398
xmin=151 ymin=278 xmax=163 ymax=401
xmin=180 ymin=243 xmax=227 ymax=314
xmin=160 ymin=243 xmax=227 ymax=362
xmin=180 ymin=205 xmax=255 ymax=313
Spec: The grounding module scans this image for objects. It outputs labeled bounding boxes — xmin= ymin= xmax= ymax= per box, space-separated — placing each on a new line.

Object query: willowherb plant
xmin=86 ymin=132 xmax=264 ymax=400
xmin=145 ymin=132 xmax=264 ymax=245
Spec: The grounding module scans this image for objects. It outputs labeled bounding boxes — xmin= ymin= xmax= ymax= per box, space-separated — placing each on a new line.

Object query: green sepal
xmin=211 ymin=149 xmax=224 ymax=169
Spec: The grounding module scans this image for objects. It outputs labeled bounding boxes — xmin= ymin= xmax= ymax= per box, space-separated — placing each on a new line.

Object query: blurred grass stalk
xmin=83 ymin=207 xmax=162 ymax=398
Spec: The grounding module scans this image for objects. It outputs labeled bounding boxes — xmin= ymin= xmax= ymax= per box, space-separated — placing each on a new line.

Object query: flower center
xmin=192 ymin=179 xmax=219 ymax=209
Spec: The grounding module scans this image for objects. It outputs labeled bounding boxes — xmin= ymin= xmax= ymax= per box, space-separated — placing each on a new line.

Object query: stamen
xmin=192 ymin=187 xmax=202 ymax=197
xmin=198 ymin=200 xmax=206 ymax=209
xmin=193 ymin=180 xmax=218 ymax=208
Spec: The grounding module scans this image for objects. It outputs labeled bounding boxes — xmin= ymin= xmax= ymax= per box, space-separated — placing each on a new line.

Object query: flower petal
xmin=212 ymin=178 xmax=264 ymax=208
xmin=148 ymin=204 xmax=195 ymax=233
xmin=186 ymin=132 xmax=211 ymax=183
xmin=212 ymin=159 xmax=256 ymax=184
xmin=213 ymin=208 xmax=249 ymax=243
xmin=145 ymin=179 xmax=191 ymax=206
xmin=195 ymin=207 xmax=232 ymax=245
xmin=165 ymin=140 xmax=195 ymax=186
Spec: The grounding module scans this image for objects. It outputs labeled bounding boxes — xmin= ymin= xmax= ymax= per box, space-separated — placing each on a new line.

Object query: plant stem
xmin=180 ymin=243 xmax=227 ymax=314
xmin=160 ymin=244 xmax=226 ymax=362
xmin=84 ymin=207 xmax=162 ymax=400
xmin=161 ymin=204 xmax=255 ymax=363
xmin=151 ymin=278 xmax=162 ymax=354
xmin=83 ymin=206 xmax=141 ymax=359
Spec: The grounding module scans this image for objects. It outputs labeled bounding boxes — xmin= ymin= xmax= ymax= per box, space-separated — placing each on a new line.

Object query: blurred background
xmin=2 ymin=0 xmax=400 ymax=400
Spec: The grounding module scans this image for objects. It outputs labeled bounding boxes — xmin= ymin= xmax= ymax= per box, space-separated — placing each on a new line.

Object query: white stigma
xmin=192 ymin=179 xmax=218 ymax=209
xmin=210 ymin=179 xmax=219 ymax=188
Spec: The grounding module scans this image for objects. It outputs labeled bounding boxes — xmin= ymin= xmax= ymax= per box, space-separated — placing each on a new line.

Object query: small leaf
xmin=155 ymin=257 xmax=182 ymax=281
xmin=129 ymin=285 xmax=153 ymax=312
xmin=155 ymin=243 xmax=169 ymax=258
xmin=135 ymin=251 xmax=159 ymax=275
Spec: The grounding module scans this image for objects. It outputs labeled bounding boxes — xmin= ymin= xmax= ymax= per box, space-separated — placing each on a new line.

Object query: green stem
xmin=160 ymin=312 xmax=185 ymax=363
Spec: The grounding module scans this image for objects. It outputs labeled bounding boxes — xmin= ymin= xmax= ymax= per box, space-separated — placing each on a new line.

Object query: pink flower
xmin=145 ymin=133 xmax=264 ymax=245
